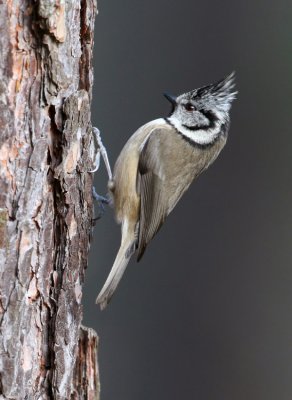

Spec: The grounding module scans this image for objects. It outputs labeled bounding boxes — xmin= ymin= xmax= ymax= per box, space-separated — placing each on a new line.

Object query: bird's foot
xmin=92 ymin=186 xmax=110 ymax=220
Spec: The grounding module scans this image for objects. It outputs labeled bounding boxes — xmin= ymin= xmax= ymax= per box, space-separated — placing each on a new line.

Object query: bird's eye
xmin=184 ymin=103 xmax=196 ymax=111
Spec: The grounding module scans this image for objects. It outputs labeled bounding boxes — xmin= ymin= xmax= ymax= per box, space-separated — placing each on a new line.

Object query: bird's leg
xmin=89 ymin=127 xmax=112 ymax=180
xmin=89 ymin=127 xmax=113 ymax=219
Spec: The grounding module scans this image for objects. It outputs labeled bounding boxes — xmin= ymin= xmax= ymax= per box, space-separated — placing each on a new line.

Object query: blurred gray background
xmin=83 ymin=1 xmax=292 ymax=399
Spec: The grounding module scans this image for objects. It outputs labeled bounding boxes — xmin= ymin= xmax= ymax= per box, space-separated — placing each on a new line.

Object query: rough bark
xmin=0 ymin=1 xmax=99 ymax=399
xmin=72 ymin=326 xmax=100 ymax=400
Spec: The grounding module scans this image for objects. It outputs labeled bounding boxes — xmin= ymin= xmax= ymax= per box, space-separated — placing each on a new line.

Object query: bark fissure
xmin=0 ymin=1 xmax=99 ymax=398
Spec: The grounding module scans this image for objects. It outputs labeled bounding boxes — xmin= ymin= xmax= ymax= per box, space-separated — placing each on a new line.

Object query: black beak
xmin=163 ymin=92 xmax=177 ymax=106
xmin=163 ymin=93 xmax=177 ymax=116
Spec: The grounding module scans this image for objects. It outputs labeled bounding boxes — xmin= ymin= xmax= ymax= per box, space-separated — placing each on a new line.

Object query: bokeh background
xmin=83 ymin=1 xmax=292 ymax=399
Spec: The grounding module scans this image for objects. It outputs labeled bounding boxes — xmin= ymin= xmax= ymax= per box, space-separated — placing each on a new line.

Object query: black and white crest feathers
xmin=189 ymin=72 xmax=237 ymax=113
xmin=166 ymin=72 xmax=237 ymax=145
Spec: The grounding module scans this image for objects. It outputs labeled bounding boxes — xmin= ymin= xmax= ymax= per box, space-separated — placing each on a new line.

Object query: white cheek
xmin=168 ymin=116 xmax=220 ymax=145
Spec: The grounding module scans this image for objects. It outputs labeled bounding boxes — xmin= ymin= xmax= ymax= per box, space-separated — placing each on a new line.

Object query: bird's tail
xmin=96 ymin=235 xmax=135 ymax=310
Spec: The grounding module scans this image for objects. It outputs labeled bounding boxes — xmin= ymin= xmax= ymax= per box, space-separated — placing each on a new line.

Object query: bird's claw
xmin=92 ymin=187 xmax=110 ymax=220
xmin=89 ymin=151 xmax=100 ymax=173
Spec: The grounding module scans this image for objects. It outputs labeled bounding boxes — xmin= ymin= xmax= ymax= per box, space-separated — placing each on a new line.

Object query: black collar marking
xmin=164 ymin=117 xmax=225 ymax=150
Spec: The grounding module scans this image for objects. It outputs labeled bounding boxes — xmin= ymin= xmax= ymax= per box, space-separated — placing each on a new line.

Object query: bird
xmin=96 ymin=72 xmax=237 ymax=309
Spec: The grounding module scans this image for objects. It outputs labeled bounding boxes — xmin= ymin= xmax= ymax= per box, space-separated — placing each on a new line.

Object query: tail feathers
xmin=96 ymin=240 xmax=135 ymax=310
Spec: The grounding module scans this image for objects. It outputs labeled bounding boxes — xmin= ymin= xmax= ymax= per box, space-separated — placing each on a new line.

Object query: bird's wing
xmin=136 ymin=129 xmax=168 ymax=261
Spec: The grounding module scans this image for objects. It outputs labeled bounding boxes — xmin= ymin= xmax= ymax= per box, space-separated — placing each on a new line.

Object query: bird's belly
xmin=164 ymin=138 xmax=224 ymax=213
xmin=112 ymin=150 xmax=140 ymax=224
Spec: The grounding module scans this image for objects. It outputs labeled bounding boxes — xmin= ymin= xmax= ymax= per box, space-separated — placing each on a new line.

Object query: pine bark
xmin=0 ymin=1 xmax=99 ymax=399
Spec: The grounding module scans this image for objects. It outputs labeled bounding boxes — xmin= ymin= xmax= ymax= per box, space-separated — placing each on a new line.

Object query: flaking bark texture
xmin=71 ymin=326 xmax=100 ymax=400
xmin=0 ymin=1 xmax=100 ymax=399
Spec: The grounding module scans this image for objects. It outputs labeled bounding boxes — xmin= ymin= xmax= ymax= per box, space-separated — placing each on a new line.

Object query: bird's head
xmin=164 ymin=72 xmax=237 ymax=141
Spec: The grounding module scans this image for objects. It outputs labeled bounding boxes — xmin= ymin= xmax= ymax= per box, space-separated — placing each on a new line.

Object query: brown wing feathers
xmin=136 ymin=131 xmax=167 ymax=261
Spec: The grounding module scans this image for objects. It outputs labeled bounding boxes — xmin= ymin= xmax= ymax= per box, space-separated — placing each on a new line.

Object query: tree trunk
xmin=0 ymin=1 xmax=100 ymax=399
